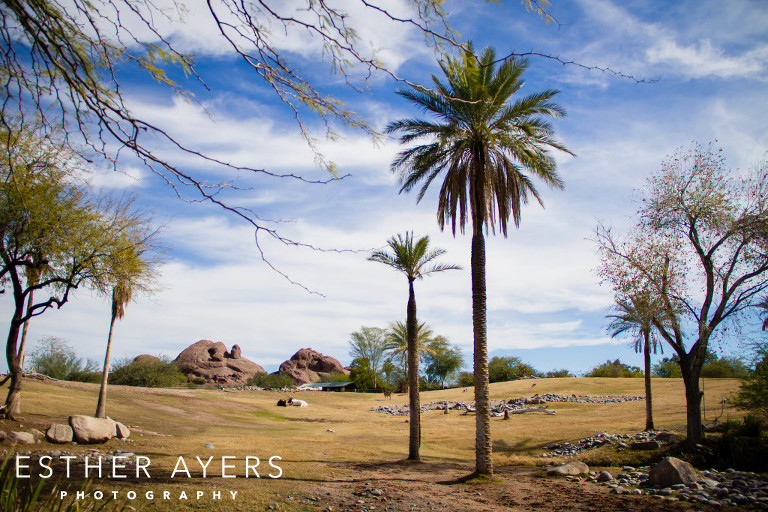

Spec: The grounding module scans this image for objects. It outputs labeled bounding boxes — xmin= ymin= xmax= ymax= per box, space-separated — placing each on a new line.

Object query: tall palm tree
xmin=387 ymin=45 xmax=571 ymax=475
xmin=607 ymin=291 xmax=664 ymax=431
xmin=369 ymin=232 xmax=459 ymax=460
xmin=95 ymin=279 xmax=133 ymax=418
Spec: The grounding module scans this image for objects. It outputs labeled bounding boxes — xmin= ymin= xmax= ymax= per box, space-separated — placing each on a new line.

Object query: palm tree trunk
xmin=643 ymin=331 xmax=654 ymax=431
xmin=472 ymin=230 xmax=492 ymax=475
xmin=407 ymin=278 xmax=420 ymax=460
xmin=95 ymin=313 xmax=117 ymax=418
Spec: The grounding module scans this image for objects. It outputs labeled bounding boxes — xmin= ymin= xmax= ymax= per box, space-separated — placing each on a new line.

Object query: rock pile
xmin=583 ymin=459 xmax=768 ymax=509
xmin=174 ymin=340 xmax=265 ymax=385
xmin=373 ymin=394 xmax=645 ymax=416
xmin=539 ymin=430 xmax=679 ymax=458
xmin=277 ymin=348 xmax=348 ymax=385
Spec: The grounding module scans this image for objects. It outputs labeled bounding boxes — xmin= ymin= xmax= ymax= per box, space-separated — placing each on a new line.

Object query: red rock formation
xmin=278 ymin=348 xmax=349 ymax=385
xmin=174 ymin=340 xmax=265 ymax=385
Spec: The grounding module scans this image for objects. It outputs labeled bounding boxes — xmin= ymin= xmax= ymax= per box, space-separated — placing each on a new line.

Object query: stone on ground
xmin=649 ymin=457 xmax=698 ymax=486
xmin=547 ymin=461 xmax=590 ymax=476
xmin=46 ymin=423 xmax=74 ymax=444
xmin=69 ymin=415 xmax=116 ymax=444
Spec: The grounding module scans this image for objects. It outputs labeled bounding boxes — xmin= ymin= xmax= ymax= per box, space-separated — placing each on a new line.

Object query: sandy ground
xmin=288 ymin=461 xmax=708 ymax=512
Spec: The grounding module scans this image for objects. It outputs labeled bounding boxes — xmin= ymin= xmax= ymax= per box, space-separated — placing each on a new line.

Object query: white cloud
xmin=646 ymin=39 xmax=768 ymax=79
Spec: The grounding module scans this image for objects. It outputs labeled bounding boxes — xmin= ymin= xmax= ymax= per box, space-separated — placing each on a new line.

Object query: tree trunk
xmin=4 ymin=309 xmax=24 ymax=420
xmin=406 ymin=279 xmax=420 ymax=460
xmin=643 ymin=332 xmax=654 ymax=431
xmin=17 ymin=288 xmax=35 ymax=371
xmin=679 ymin=350 xmax=705 ymax=446
xmin=95 ymin=313 xmax=117 ymax=418
xmin=472 ymin=230 xmax=492 ymax=476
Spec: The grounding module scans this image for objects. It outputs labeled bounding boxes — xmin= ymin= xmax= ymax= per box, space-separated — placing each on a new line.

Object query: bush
xmin=246 ymin=372 xmax=294 ymax=389
xmin=109 ymin=356 xmax=188 ymax=387
xmin=488 ymin=356 xmax=537 ymax=383
xmin=587 ymin=359 xmax=643 ymax=378
xmin=319 ymin=372 xmax=351 ymax=383
xmin=543 ymin=369 xmax=573 ymax=378
xmin=27 ymin=337 xmax=100 ymax=382
xmin=457 ymin=371 xmax=474 ymax=387
xmin=191 ymin=377 xmax=207 ymax=385
xmin=732 ymin=351 xmax=768 ymax=419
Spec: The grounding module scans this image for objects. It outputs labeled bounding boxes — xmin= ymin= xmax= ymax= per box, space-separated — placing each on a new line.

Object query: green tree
xmin=0 ymin=124 xmax=156 ymax=418
xmin=607 ymin=291 xmax=666 ymax=430
xmin=732 ymin=349 xmax=768 ymax=419
xmin=488 ymin=356 xmax=537 ymax=383
xmin=425 ymin=339 xmax=464 ymax=388
xmin=387 ymin=46 xmax=571 ymax=475
xmin=348 ymin=326 xmax=389 ymax=390
xmin=586 ymin=359 xmax=644 ymax=378
xmin=27 ymin=337 xmax=99 ymax=382
xmin=369 ymin=232 xmax=459 ymax=461
xmin=544 ymin=369 xmax=573 ymax=378
xmin=653 ymin=356 xmax=683 ymax=378
xmin=109 ymin=356 xmax=188 ymax=388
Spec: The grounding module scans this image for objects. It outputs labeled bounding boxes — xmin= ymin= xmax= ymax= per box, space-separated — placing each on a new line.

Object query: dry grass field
xmin=0 ymin=377 xmax=744 ymax=511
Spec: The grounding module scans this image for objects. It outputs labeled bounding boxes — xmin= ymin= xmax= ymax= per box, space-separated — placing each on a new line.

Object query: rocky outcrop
xmin=174 ymin=340 xmax=265 ymax=385
xmin=277 ymin=348 xmax=348 ymax=385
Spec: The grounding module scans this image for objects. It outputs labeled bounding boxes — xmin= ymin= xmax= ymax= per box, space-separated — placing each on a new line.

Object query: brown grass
xmin=1 ymin=376 xmax=743 ymax=511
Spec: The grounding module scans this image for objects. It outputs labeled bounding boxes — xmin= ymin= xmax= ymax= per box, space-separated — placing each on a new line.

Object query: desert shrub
xmin=191 ymin=377 xmax=207 ymax=385
xmin=457 ymin=371 xmax=474 ymax=387
xmin=109 ymin=356 xmax=187 ymax=388
xmin=587 ymin=359 xmax=643 ymax=378
xmin=27 ymin=337 xmax=100 ymax=382
xmin=543 ymin=369 xmax=573 ymax=378
xmin=319 ymin=372 xmax=351 ymax=383
xmin=653 ymin=357 xmax=683 ymax=378
xmin=247 ymin=372 xmax=294 ymax=389
xmin=655 ymin=352 xmax=750 ymax=379
xmin=488 ymin=356 xmax=537 ymax=383
xmin=731 ymin=350 xmax=768 ymax=419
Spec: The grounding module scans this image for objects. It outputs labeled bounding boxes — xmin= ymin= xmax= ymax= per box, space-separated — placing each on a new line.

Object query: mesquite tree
xmin=596 ymin=144 xmax=768 ymax=446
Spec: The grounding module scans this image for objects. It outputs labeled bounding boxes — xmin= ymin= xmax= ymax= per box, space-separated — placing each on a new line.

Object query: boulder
xmin=648 ymin=457 xmax=698 ymax=487
xmin=8 ymin=431 xmax=35 ymax=444
xmin=114 ymin=422 xmax=131 ymax=439
xmin=597 ymin=471 xmax=614 ymax=482
xmin=655 ymin=432 xmax=682 ymax=443
xmin=0 ymin=430 xmax=6 ymax=442
xmin=277 ymin=348 xmax=349 ymax=385
xmin=46 ymin=423 xmax=74 ymax=444
xmin=547 ymin=461 xmax=590 ymax=476
xmin=69 ymin=415 xmax=116 ymax=444
xmin=174 ymin=340 xmax=266 ymax=385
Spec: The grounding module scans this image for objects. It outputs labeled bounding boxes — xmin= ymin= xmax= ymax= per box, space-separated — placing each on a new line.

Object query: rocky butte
xmin=174 ymin=340 xmax=265 ymax=385
xmin=277 ymin=348 xmax=349 ymax=385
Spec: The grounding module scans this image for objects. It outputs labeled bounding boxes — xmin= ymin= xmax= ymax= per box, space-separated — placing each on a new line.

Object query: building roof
xmin=297 ymin=381 xmax=355 ymax=389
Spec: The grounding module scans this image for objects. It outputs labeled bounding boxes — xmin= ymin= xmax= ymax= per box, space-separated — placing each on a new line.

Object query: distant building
xmin=296 ymin=381 xmax=357 ymax=392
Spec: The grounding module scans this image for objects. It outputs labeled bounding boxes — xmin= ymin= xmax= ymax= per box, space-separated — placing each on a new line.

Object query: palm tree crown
xmin=387 ymin=45 xmax=572 ymax=236
xmin=368 ymin=232 xmax=460 ymax=281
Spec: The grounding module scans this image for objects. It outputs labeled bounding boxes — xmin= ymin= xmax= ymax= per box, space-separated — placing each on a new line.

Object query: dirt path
xmin=294 ymin=462 xmax=707 ymax=512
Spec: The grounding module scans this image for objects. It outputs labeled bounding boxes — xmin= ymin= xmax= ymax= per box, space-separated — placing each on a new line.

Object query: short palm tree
xmin=95 ymin=279 xmax=133 ymax=418
xmin=386 ymin=321 xmax=440 ymax=377
xmin=608 ymin=291 xmax=673 ymax=431
xmin=369 ymin=232 xmax=459 ymax=460
xmin=387 ymin=45 xmax=572 ymax=475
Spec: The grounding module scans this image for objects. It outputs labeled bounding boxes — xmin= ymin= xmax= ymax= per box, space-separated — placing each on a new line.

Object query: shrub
xmin=191 ymin=377 xmax=207 ymax=385
xmin=27 ymin=337 xmax=100 ymax=382
xmin=587 ymin=359 xmax=643 ymax=378
xmin=319 ymin=372 xmax=351 ymax=383
xmin=544 ymin=369 xmax=573 ymax=378
xmin=457 ymin=371 xmax=474 ymax=388
xmin=488 ymin=356 xmax=537 ymax=383
xmin=732 ymin=351 xmax=768 ymax=419
xmin=246 ymin=372 xmax=294 ymax=389
xmin=109 ymin=356 xmax=187 ymax=388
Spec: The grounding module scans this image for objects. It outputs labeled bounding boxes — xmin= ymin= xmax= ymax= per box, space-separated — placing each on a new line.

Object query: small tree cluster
xmin=488 ymin=356 xmax=537 ymax=383
xmin=586 ymin=359 xmax=644 ymax=378
xmin=26 ymin=337 xmax=99 ymax=383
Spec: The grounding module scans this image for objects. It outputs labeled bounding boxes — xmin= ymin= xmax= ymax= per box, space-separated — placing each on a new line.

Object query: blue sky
xmin=6 ymin=0 xmax=768 ymax=375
